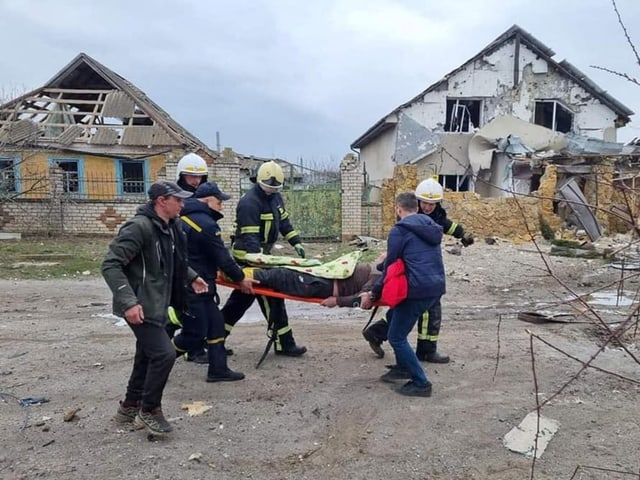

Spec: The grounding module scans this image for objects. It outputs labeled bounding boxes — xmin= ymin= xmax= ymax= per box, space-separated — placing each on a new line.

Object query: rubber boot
xmin=274 ymin=330 xmax=307 ymax=357
xmin=206 ymin=343 xmax=245 ymax=382
xmin=362 ymin=319 xmax=388 ymax=358
xmin=416 ymin=339 xmax=450 ymax=364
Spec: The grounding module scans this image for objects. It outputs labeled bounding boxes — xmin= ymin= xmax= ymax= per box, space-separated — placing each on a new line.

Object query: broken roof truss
xmin=0 ymin=53 xmax=207 ymax=156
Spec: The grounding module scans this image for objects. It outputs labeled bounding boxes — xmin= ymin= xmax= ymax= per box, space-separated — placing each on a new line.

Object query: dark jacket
xmin=372 ymin=213 xmax=445 ymax=300
xmin=426 ymin=203 xmax=465 ymax=238
xmin=336 ymin=263 xmax=381 ymax=307
xmin=180 ymin=198 xmax=245 ymax=293
xmin=232 ymin=184 xmax=301 ymax=256
xmin=101 ymin=203 xmax=198 ymax=327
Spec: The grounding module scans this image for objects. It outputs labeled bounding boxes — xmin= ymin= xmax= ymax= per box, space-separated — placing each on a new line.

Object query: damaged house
xmin=0 ymin=53 xmax=309 ymax=235
xmin=349 ymin=24 xmax=640 ymax=239
xmin=0 ymin=53 xmax=218 ymax=201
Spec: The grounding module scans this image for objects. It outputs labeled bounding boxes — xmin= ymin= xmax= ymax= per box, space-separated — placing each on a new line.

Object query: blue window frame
xmin=0 ymin=156 xmax=19 ymax=193
xmin=49 ymin=157 xmax=85 ymax=196
xmin=116 ymin=159 xmax=149 ymax=197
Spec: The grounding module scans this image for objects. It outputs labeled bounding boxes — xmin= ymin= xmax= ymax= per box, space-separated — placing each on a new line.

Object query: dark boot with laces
xmin=135 ymin=406 xmax=173 ymax=434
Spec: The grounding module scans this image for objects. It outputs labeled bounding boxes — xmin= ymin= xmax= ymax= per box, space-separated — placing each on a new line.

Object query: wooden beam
xmin=42 ymin=88 xmax=116 ymax=95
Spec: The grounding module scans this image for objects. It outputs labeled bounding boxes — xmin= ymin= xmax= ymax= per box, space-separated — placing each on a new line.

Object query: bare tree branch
xmin=611 ymin=0 xmax=640 ymax=66
xmin=589 ymin=64 xmax=640 ymax=87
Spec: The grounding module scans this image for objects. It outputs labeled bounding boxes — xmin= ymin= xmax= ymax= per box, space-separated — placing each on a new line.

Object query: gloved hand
xmin=461 ymin=233 xmax=474 ymax=247
xmin=294 ymin=243 xmax=305 ymax=258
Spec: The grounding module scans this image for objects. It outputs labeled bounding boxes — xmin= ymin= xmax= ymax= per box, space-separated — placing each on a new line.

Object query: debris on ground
xmin=503 ymin=411 xmax=560 ymax=458
xmin=181 ymin=401 xmax=212 ymax=416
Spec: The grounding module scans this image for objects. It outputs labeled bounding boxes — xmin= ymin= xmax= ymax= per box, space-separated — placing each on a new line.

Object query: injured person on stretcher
xmin=240 ymin=262 xmax=381 ymax=308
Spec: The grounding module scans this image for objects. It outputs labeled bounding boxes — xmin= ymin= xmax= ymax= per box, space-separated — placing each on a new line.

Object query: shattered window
xmin=534 ymin=101 xmax=573 ymax=133
xmin=445 ymin=99 xmax=482 ymax=132
xmin=119 ymin=160 xmax=146 ymax=194
xmin=439 ymin=174 xmax=470 ymax=192
xmin=0 ymin=157 xmax=16 ymax=193
xmin=51 ymin=158 xmax=82 ymax=194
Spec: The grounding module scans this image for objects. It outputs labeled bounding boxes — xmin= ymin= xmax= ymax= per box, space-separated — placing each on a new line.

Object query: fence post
xmin=48 ymin=165 xmax=64 ymax=234
xmin=340 ymin=153 xmax=364 ymax=241
xmin=213 ymin=148 xmax=241 ymax=239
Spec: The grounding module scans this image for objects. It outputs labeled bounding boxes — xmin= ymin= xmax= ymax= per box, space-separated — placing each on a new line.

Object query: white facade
xmin=353 ymin=28 xmax=631 ymax=187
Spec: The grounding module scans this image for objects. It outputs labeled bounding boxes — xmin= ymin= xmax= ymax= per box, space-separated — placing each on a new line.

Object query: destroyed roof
xmin=0 ymin=52 xmax=215 ymax=156
xmin=351 ymin=25 xmax=634 ymax=150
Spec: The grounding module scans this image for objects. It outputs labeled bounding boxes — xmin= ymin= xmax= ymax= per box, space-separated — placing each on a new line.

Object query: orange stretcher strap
xmin=215 ymin=273 xmax=385 ymax=307
xmin=215 ymin=275 xmax=326 ymax=304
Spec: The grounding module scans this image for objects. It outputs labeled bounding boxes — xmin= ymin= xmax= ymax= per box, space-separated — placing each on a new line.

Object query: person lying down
xmin=242 ymin=262 xmax=380 ymax=308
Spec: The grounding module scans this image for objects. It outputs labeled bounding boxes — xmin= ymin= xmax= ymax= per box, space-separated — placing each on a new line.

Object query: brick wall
xmin=0 ymin=156 xmax=242 ymax=238
xmin=2 ymin=156 xmax=627 ymax=241
xmin=339 ymin=153 xmax=364 ymax=241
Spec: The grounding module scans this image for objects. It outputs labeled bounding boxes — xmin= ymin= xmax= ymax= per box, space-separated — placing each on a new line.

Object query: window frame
xmin=48 ymin=156 xmax=85 ymax=197
xmin=444 ymin=98 xmax=483 ymax=133
xmin=534 ymin=100 xmax=574 ymax=133
xmin=115 ymin=158 xmax=149 ymax=198
xmin=0 ymin=156 xmax=20 ymax=194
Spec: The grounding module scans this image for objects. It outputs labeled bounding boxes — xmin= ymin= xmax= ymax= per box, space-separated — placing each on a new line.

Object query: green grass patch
xmin=0 ymin=236 xmax=378 ymax=280
xmin=0 ymin=235 xmax=112 ymax=280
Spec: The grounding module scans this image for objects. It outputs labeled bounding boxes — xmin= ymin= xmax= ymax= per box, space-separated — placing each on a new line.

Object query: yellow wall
xmin=15 ymin=150 xmax=171 ymax=199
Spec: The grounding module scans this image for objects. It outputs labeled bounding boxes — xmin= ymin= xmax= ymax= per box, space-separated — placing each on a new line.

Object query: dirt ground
xmin=1 ymin=238 xmax=639 ymax=480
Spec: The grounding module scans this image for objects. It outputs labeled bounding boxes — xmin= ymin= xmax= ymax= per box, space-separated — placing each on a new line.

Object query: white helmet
xmin=176 ymin=153 xmax=208 ymax=180
xmin=415 ymin=178 xmax=443 ymax=203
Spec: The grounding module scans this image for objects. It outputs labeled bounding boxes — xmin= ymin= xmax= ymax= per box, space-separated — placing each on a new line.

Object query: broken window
xmin=0 ymin=157 xmax=17 ymax=193
xmin=534 ymin=101 xmax=573 ymax=133
xmin=118 ymin=159 xmax=146 ymax=195
xmin=439 ymin=174 xmax=470 ymax=192
xmin=51 ymin=158 xmax=82 ymax=194
xmin=445 ymin=99 xmax=482 ymax=132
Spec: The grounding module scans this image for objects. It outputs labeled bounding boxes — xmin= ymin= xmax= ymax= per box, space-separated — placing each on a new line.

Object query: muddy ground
xmin=1 ymin=238 xmax=639 ymax=480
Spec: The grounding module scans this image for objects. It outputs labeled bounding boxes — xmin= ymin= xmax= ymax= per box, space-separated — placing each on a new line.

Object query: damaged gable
xmin=0 ymin=53 xmax=210 ymax=156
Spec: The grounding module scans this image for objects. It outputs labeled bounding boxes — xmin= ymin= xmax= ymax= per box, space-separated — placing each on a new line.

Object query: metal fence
xmin=240 ymin=164 xmax=342 ymax=241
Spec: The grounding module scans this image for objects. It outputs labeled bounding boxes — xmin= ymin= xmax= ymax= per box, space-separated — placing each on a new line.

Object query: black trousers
xmin=254 ymin=269 xmax=333 ymax=298
xmin=416 ymin=298 xmax=442 ymax=342
xmin=222 ymin=290 xmax=289 ymax=333
xmin=125 ymin=322 xmax=176 ymax=412
xmin=173 ymin=293 xmax=224 ymax=354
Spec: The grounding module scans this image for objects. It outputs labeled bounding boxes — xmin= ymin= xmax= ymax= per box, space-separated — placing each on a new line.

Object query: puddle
xmin=586 ymin=291 xmax=636 ymax=307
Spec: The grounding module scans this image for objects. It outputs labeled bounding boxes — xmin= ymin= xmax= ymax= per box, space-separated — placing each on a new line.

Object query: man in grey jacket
xmin=102 ymin=181 xmax=208 ymax=435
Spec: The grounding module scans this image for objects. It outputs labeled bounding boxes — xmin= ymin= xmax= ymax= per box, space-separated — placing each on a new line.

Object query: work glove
xmin=294 ymin=243 xmax=306 ymax=258
xmin=461 ymin=233 xmax=474 ymax=247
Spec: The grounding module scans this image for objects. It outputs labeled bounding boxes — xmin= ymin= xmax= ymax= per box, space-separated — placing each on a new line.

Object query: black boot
xmin=274 ymin=330 xmax=307 ymax=357
xmin=206 ymin=343 xmax=245 ymax=382
xmin=362 ymin=319 xmax=388 ymax=358
xmin=185 ymin=350 xmax=208 ymax=364
xmin=416 ymin=340 xmax=450 ymax=364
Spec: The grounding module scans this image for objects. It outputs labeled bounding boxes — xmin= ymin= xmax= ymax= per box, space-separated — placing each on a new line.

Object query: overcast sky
xmin=1 ymin=0 xmax=639 ymax=165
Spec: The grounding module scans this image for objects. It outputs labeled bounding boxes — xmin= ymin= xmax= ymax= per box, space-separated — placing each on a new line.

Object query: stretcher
xmin=216 ymin=274 xmax=385 ymax=308
xmin=216 ymin=275 xmax=327 ymax=304
xmin=215 ymin=274 xmax=384 ymax=368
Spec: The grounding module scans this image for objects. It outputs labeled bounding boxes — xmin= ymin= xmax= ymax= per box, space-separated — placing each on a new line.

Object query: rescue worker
xmin=221 ymin=161 xmax=307 ymax=357
xmin=176 ymin=152 xmax=208 ymax=193
xmin=167 ymin=152 xmax=209 ymax=360
xmin=362 ymin=178 xmax=474 ymax=363
xmin=172 ymin=182 xmax=255 ymax=382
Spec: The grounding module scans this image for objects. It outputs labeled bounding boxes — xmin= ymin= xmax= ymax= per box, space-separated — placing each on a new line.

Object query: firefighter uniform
xmin=221 ymin=180 xmax=307 ymax=356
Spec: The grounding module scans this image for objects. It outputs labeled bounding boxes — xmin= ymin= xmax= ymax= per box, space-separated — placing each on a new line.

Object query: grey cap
xmin=148 ymin=181 xmax=193 ymax=200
